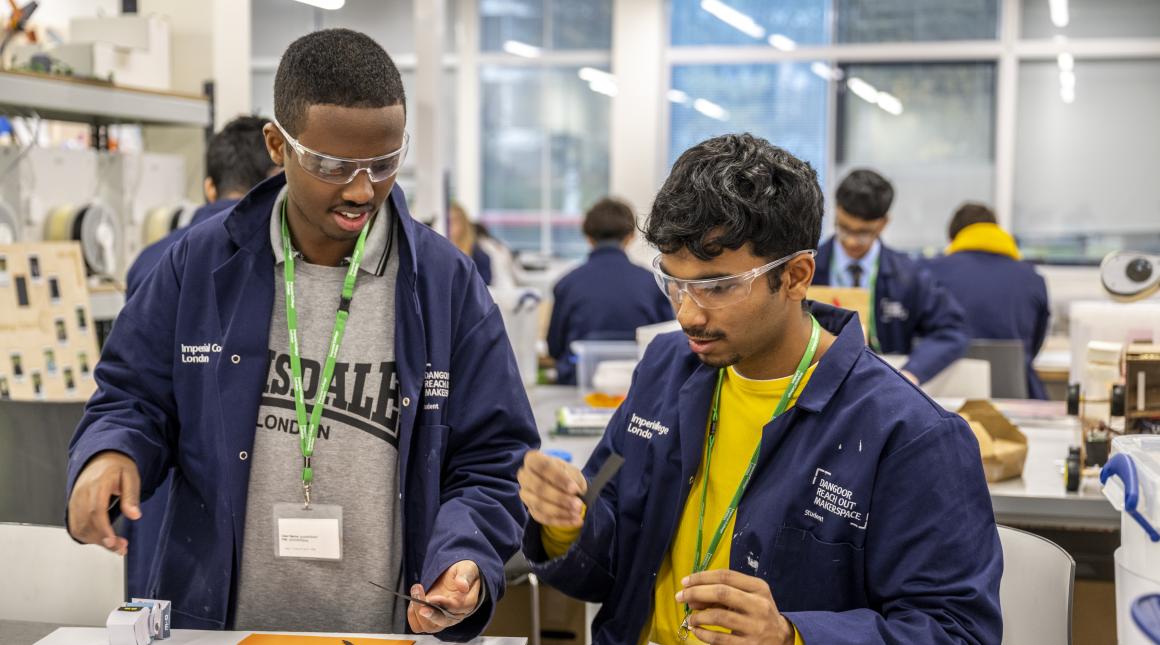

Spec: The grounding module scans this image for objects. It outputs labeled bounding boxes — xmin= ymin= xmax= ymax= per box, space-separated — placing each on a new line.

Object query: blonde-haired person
xmin=923 ymin=202 xmax=1050 ymax=398
xmin=449 ymin=203 xmax=517 ymax=288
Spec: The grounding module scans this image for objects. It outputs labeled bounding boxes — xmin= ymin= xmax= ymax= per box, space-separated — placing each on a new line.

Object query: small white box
xmin=106 ymin=603 xmax=151 ymax=645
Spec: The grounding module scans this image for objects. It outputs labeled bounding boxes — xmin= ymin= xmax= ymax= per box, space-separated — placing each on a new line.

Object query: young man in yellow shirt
xmin=518 ymin=134 xmax=1002 ymax=644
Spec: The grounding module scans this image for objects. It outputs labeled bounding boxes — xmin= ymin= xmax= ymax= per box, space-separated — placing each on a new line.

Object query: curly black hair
xmin=273 ymin=28 xmax=406 ymax=136
xmin=645 ymin=133 xmax=823 ymax=290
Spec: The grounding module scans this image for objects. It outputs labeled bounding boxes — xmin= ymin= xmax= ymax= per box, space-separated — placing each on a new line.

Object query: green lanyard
xmin=866 ymin=264 xmax=880 ymax=352
xmin=280 ymin=199 xmax=372 ymax=507
xmin=678 ymin=316 xmax=821 ymax=639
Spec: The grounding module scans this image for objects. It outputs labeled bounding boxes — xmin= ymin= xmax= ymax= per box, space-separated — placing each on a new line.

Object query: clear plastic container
xmin=1103 ymin=436 xmax=1160 ymax=643
xmin=570 ymin=340 xmax=638 ymax=397
xmin=1116 ymin=548 xmax=1160 ymax=645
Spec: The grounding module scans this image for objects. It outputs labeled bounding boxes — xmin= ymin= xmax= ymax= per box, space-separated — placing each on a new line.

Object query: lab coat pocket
xmin=409 ymin=423 xmax=451 ymax=507
xmin=769 ymin=525 xmax=865 ymax=612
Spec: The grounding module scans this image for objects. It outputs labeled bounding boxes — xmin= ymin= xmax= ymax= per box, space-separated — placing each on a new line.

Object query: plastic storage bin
xmin=1101 ymin=436 xmax=1160 ymax=644
xmin=570 ymin=340 xmax=638 ymax=398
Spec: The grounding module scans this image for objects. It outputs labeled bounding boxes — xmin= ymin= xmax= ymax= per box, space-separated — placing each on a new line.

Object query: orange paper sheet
xmin=240 ymin=635 xmax=414 ymax=645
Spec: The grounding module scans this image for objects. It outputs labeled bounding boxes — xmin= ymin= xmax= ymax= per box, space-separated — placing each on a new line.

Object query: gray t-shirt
xmin=233 ymin=190 xmax=405 ymax=632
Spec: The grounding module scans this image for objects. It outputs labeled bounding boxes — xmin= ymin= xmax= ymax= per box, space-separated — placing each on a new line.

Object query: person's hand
xmin=407 ymin=560 xmax=481 ymax=633
xmin=517 ymin=450 xmax=588 ymax=528
xmin=66 ymin=451 xmax=142 ymax=555
xmin=676 ymin=569 xmax=795 ymax=645
xmin=901 ymin=369 xmax=920 ymax=385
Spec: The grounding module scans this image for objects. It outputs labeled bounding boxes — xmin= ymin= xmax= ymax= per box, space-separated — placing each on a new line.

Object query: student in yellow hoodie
xmin=924 ymin=202 xmax=1051 ymax=398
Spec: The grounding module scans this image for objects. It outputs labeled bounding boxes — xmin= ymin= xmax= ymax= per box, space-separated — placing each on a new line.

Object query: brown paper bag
xmin=960 ymin=400 xmax=1028 ymax=482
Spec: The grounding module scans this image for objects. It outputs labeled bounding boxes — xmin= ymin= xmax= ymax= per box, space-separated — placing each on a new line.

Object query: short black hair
xmin=948 ymin=202 xmax=997 ymax=241
xmin=273 ymin=28 xmax=406 ymax=136
xmin=583 ymin=197 xmax=636 ymax=242
xmin=645 ymin=133 xmax=823 ymax=289
xmin=836 ymin=169 xmax=894 ymax=221
xmin=206 ymin=115 xmax=275 ymax=196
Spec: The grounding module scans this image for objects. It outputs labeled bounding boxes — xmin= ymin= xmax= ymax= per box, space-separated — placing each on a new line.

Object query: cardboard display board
xmin=808 ymin=286 xmax=871 ymax=340
xmin=0 ymin=242 xmax=100 ymax=402
xmin=959 ymin=399 xmax=1028 ymax=482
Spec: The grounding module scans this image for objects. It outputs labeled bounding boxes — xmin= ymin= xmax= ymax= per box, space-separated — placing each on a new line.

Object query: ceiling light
xmin=846 ymin=77 xmax=879 ymax=104
xmin=502 ymin=40 xmax=542 ymax=58
xmin=666 ymin=89 xmax=690 ymax=104
xmin=1049 ymin=0 xmax=1069 ymax=28
xmin=768 ymin=33 xmax=796 ymax=51
xmin=700 ymin=0 xmax=765 ymax=39
xmin=291 ymin=0 xmax=345 ymax=9
xmin=693 ymin=98 xmax=729 ymax=121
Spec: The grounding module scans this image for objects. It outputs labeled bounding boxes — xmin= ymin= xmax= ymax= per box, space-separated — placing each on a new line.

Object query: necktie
xmin=847 ymin=262 xmax=864 ymax=288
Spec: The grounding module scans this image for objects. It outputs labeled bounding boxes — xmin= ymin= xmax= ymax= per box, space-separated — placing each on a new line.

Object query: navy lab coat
xmin=525 ymin=304 xmax=1002 ymax=644
xmin=924 ymin=251 xmax=1051 ymax=399
xmin=547 ymin=245 xmax=673 ymax=385
xmin=123 ymin=198 xmax=240 ymax=596
xmin=67 ymin=174 xmax=540 ymax=637
xmin=815 ymin=238 xmax=969 ymax=383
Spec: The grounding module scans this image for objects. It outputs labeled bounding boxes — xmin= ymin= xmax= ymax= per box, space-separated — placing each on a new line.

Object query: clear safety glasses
xmin=652 ymin=249 xmax=816 ymax=310
xmin=273 ymin=119 xmax=410 ymax=185
xmin=835 ymin=221 xmax=878 ymax=244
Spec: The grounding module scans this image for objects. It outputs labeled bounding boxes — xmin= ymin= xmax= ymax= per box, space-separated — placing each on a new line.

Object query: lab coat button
xmin=239 ymin=451 xmax=248 ymax=461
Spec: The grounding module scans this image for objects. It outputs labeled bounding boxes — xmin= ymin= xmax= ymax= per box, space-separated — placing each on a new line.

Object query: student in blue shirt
xmin=814 ymin=169 xmax=969 ymax=384
xmin=126 ymin=116 xmax=277 ymax=298
xmin=518 ymin=134 xmax=1001 ymax=644
xmin=924 ymin=203 xmax=1051 ymax=399
xmin=547 ymin=197 xmax=673 ymax=384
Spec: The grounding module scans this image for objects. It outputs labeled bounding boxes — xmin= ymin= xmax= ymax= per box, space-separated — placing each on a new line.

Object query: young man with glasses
xmin=66 ymin=29 xmax=537 ymax=637
xmin=814 ymin=169 xmax=969 ymax=384
xmin=518 ymin=135 xmax=1001 ymax=644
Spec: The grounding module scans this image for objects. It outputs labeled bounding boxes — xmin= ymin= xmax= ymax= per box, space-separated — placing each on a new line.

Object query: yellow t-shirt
xmin=648 ymin=364 xmax=814 ymax=644
xmin=542 ymin=364 xmax=815 ymax=645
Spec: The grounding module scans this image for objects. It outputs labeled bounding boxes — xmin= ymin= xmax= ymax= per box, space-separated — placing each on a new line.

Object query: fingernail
xmin=681 ymin=576 xmax=690 ymax=586
xmin=411 ymin=584 xmax=421 ymax=595
xmin=675 ymin=591 xmax=684 ymax=602
xmin=420 ymin=607 xmax=432 ymax=618
xmin=572 ymin=499 xmax=583 ymax=512
xmin=102 ymin=537 xmax=115 ymax=548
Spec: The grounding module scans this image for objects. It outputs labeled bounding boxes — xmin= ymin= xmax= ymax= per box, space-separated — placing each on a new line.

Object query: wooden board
xmin=0 ymin=243 xmax=100 ymax=401
xmin=808 ymin=285 xmax=871 ymax=341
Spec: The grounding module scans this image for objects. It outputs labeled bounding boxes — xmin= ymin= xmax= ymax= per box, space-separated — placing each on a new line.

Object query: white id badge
xmin=272 ymin=503 xmax=343 ymax=561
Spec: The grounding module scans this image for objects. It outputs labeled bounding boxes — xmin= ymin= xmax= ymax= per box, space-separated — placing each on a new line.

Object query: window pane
xmin=552 ymin=0 xmax=613 ymax=49
xmin=545 ymin=69 xmax=612 ymax=258
xmin=481 ymin=66 xmax=611 ymax=257
xmin=668 ymin=63 xmax=828 ymax=189
xmin=668 ymin=0 xmax=996 ymax=46
xmin=482 ymin=0 xmax=544 ymax=51
xmin=482 ymin=0 xmax=612 ymax=51
xmin=837 ymin=63 xmax=996 ymax=253
xmin=1021 ymin=0 xmax=1160 ymax=39
xmin=1014 ymin=60 xmax=1160 ymax=261
xmin=482 ymin=66 xmax=545 ymax=252
xmin=836 ymin=0 xmax=998 ymax=43
xmin=321 ymin=0 xmax=458 ymax=53
xmin=670 ymin=0 xmax=829 ymax=47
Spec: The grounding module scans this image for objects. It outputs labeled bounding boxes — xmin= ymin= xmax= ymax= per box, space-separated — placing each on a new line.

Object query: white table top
xmin=528 ymin=387 xmax=1117 ymax=530
xmin=33 ymin=627 xmax=525 ymax=645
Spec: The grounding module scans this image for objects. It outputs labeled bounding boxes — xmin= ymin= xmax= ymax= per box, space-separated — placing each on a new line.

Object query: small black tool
xmin=367 ymin=580 xmax=469 ymax=620
xmin=582 ymin=452 xmax=625 ymax=508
